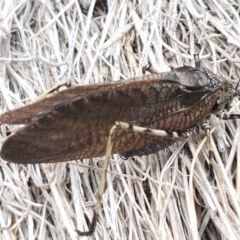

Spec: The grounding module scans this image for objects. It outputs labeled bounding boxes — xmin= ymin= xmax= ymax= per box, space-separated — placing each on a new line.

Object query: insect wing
xmin=0 ymin=67 xmax=221 ymax=163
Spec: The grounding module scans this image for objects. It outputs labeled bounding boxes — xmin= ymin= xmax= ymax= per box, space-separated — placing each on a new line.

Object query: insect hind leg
xmin=76 ymin=122 xmax=117 ymax=236
xmin=76 ymin=121 xmax=191 ymax=236
xmin=119 ymin=124 xmax=192 ymax=159
xmin=119 ymin=138 xmax=176 ymax=159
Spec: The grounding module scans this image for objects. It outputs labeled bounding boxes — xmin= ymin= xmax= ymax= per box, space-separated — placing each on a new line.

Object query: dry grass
xmin=0 ymin=0 xmax=240 ymax=239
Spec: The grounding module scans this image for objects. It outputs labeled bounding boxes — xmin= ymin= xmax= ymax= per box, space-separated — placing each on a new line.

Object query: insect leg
xmin=142 ymin=64 xmax=157 ymax=74
xmin=202 ymin=110 xmax=240 ymax=181
xmin=76 ymin=123 xmax=117 ymax=236
xmin=115 ymin=121 xmax=184 ymax=139
xmin=76 ymin=121 xmax=191 ymax=236
xmin=31 ymin=82 xmax=72 ymax=103
xmin=202 ymin=123 xmax=214 ymax=181
xmin=221 ymin=113 xmax=240 ymax=120
xmin=194 ymin=54 xmax=201 ymax=68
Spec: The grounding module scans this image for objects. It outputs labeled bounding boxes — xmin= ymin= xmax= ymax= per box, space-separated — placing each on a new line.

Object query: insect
xmin=0 ymin=57 xmax=238 ymax=235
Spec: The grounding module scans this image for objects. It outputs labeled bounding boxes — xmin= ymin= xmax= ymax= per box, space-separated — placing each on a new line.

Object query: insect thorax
xmin=205 ymin=68 xmax=236 ymax=114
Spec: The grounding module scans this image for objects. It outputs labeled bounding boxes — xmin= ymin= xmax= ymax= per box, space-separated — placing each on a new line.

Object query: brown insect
xmin=0 ymin=59 xmax=238 ymax=235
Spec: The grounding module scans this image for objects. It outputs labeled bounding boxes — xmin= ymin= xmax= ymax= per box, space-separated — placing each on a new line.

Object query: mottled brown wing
xmin=0 ymin=67 xmax=220 ymax=163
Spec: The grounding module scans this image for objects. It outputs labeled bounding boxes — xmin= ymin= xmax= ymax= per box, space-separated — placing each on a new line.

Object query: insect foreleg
xmin=221 ymin=113 xmax=240 ymax=120
xmin=201 ymin=123 xmax=214 ymax=180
